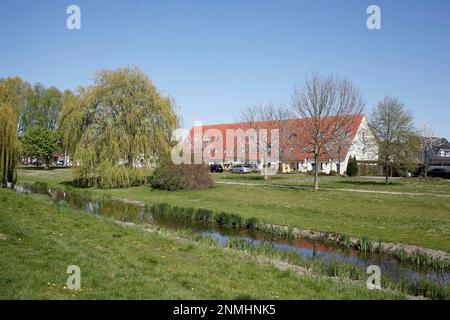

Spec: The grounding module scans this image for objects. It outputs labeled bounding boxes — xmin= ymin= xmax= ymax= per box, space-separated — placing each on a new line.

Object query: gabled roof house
xmin=186 ymin=114 xmax=378 ymax=174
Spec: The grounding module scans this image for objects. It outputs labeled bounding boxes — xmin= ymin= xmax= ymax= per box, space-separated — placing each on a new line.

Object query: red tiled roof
xmin=186 ymin=114 xmax=365 ymax=162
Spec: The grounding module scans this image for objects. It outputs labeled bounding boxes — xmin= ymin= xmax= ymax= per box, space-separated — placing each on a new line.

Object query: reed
xmin=357 ymin=236 xmax=374 ymax=253
xmin=226 ymin=235 xmax=449 ymax=300
xmin=146 ymin=202 xmax=259 ymax=232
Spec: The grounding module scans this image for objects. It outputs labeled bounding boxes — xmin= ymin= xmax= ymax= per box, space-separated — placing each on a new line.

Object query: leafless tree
xmin=291 ymin=73 xmax=365 ymax=190
xmin=419 ymin=122 xmax=440 ymax=177
xmin=238 ymin=102 xmax=293 ymax=178
xmin=370 ymin=96 xmax=418 ymax=184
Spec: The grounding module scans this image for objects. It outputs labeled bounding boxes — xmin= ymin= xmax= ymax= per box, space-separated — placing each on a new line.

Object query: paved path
xmin=217 ymin=181 xmax=450 ymax=198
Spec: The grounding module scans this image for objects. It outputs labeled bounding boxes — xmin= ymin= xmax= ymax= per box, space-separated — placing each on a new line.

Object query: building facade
xmin=186 ymin=114 xmax=378 ymax=174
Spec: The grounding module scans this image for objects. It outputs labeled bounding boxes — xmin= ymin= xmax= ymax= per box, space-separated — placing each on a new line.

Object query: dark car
xmin=428 ymin=168 xmax=450 ymax=179
xmin=209 ymin=164 xmax=224 ymax=173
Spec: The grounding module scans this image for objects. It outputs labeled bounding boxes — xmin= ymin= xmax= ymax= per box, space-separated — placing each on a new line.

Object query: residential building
xmin=186 ymin=114 xmax=378 ymax=174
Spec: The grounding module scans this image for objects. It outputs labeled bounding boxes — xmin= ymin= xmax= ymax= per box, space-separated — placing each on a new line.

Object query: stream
xmin=14 ymin=184 xmax=450 ymax=287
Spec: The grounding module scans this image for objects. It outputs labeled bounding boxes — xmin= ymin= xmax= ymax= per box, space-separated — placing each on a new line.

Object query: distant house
xmin=186 ymin=114 xmax=378 ymax=174
xmin=422 ymin=137 xmax=450 ymax=172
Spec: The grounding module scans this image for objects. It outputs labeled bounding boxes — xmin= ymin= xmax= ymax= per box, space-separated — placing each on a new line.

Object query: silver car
xmin=231 ymin=165 xmax=251 ymax=174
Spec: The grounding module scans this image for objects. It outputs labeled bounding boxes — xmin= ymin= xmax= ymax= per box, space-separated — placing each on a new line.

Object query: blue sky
xmin=1 ymin=0 xmax=449 ymax=137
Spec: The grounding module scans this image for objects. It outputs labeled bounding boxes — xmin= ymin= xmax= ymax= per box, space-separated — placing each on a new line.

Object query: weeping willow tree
xmin=0 ymin=104 xmax=20 ymax=187
xmin=59 ymin=68 xmax=179 ymax=188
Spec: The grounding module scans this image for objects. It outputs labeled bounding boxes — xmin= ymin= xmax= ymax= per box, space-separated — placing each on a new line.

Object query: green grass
xmin=0 ymin=189 xmax=404 ymax=299
xmin=17 ymin=169 xmax=450 ymax=252
xmin=215 ymin=172 xmax=450 ymax=195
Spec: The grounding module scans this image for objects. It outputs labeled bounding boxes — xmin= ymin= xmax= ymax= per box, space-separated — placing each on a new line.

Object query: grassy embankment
xmin=17 ymin=168 xmax=450 ymax=253
xmin=0 ymin=189 xmax=405 ymax=299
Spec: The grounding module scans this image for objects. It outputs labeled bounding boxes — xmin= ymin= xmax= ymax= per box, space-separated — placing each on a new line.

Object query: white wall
xmin=344 ymin=116 xmax=379 ymax=172
xmin=291 ymin=116 xmax=378 ymax=175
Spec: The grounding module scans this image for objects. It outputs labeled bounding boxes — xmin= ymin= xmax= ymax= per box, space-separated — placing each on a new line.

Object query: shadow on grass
xmin=219 ymin=174 xmax=284 ymax=181
xmin=61 ymin=179 xmax=91 ymax=188
xmin=336 ymin=180 xmax=402 ymax=187
xmin=18 ymin=166 xmax=69 ymax=171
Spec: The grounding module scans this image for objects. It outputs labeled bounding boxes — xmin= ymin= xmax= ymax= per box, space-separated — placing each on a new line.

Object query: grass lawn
xmin=0 ymin=189 xmax=404 ymax=299
xmin=215 ymin=173 xmax=450 ymax=195
xmin=17 ymin=169 xmax=450 ymax=253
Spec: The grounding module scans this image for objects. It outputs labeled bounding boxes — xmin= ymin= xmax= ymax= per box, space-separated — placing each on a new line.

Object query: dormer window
xmin=439 ymin=149 xmax=450 ymax=157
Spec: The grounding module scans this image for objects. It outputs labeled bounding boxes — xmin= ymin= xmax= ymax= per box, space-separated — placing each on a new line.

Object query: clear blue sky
xmin=1 ymin=0 xmax=449 ymax=137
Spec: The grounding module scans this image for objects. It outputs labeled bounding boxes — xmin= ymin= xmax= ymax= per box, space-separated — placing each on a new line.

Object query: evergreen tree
xmin=346 ymin=156 xmax=358 ymax=177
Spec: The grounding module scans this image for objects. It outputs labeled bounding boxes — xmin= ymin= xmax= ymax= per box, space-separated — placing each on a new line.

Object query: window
xmin=439 ymin=149 xmax=450 ymax=157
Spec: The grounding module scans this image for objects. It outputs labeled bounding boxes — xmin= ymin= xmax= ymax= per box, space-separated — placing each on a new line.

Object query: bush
xmin=346 ymin=156 xmax=358 ymax=177
xmin=150 ymin=164 xmax=215 ymax=191
xmin=73 ymin=163 xmax=148 ymax=189
xmin=329 ymin=170 xmax=337 ymax=176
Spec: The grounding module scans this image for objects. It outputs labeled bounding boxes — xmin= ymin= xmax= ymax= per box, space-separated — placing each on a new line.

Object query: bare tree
xmin=238 ymin=102 xmax=293 ymax=179
xmin=419 ymin=122 xmax=440 ymax=177
xmin=291 ymin=73 xmax=365 ymax=190
xmin=370 ymin=96 xmax=418 ymax=184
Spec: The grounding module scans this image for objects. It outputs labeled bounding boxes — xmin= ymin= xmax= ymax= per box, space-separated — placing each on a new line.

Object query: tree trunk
xmin=128 ymin=154 xmax=134 ymax=168
xmin=385 ymin=163 xmax=389 ymax=185
xmin=314 ymin=154 xmax=319 ymax=191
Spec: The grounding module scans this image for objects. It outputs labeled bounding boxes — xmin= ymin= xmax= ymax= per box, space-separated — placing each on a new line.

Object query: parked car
xmin=209 ymin=164 xmax=224 ymax=173
xmin=53 ymin=160 xmax=65 ymax=166
xmin=427 ymin=168 xmax=450 ymax=179
xmin=231 ymin=165 xmax=251 ymax=174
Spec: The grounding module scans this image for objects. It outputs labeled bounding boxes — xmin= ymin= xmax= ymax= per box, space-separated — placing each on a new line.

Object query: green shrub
xmin=150 ymin=164 xmax=214 ymax=191
xmin=73 ymin=162 xmax=147 ymax=189
xmin=243 ymin=217 xmax=258 ymax=230
xmin=33 ymin=182 xmax=49 ymax=194
xmin=214 ymin=212 xmax=229 ymax=226
xmin=346 ymin=156 xmax=358 ymax=177
xmin=329 ymin=170 xmax=337 ymax=176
